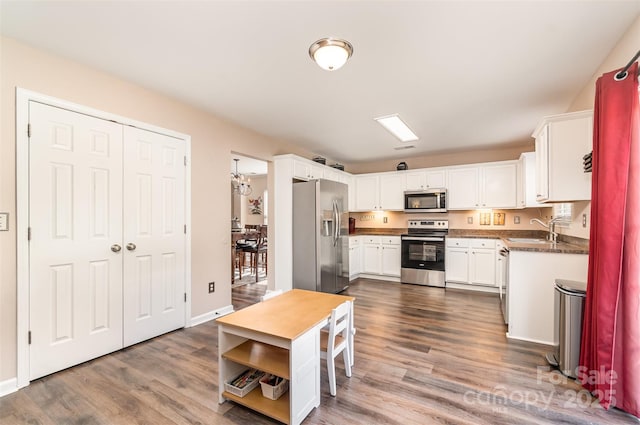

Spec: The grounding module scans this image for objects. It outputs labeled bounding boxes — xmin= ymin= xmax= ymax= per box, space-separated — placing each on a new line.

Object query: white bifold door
xmin=28 ymin=102 xmax=186 ymax=380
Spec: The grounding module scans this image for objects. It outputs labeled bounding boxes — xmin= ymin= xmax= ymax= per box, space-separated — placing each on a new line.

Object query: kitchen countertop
xmin=351 ymin=228 xmax=589 ymax=254
xmin=447 ymin=229 xmax=589 ymax=254
xmin=350 ymin=228 xmax=406 ymax=236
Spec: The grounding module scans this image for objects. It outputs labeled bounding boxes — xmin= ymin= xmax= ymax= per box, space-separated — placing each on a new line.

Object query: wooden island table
xmin=217 ymin=289 xmax=355 ymax=424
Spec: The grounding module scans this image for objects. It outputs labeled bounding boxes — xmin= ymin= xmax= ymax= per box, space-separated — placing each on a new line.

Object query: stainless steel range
xmin=401 ymin=219 xmax=448 ymax=287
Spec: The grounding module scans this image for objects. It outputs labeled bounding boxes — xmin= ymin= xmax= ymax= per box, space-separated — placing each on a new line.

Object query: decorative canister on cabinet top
xmin=396 ymin=161 xmax=408 ymax=170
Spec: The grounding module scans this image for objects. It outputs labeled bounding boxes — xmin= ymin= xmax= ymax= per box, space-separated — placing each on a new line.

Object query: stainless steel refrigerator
xmin=293 ymin=179 xmax=349 ymax=294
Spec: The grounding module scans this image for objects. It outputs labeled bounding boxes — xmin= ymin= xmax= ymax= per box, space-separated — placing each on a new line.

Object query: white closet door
xmin=29 ymin=102 xmax=124 ymax=380
xmin=122 ymin=126 xmax=186 ymax=346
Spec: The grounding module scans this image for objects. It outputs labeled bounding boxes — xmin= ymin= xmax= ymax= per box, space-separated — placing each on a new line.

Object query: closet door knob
xmin=111 ymin=244 xmax=122 ymax=253
xmin=126 ymin=243 xmax=137 ymax=251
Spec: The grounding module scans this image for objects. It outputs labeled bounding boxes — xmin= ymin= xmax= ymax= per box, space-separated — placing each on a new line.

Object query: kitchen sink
xmin=507 ymin=237 xmax=550 ymax=244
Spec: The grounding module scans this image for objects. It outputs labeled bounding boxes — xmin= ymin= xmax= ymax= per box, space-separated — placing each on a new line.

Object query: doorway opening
xmin=231 ymin=153 xmax=268 ymax=287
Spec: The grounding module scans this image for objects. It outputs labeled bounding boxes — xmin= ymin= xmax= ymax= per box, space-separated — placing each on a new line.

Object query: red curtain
xmin=579 ymin=62 xmax=639 ymax=417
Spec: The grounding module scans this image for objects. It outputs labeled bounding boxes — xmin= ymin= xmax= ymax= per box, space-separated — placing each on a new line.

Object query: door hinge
xmin=184 ymin=156 xmax=187 ymax=166
xmin=184 ymin=224 xmax=187 ymax=234
xmin=28 ymin=227 xmax=31 ymax=241
xmin=184 ymin=293 xmax=187 ymax=303
xmin=28 ymin=331 xmax=32 ymax=344
xmin=27 ymin=123 xmax=31 ymax=138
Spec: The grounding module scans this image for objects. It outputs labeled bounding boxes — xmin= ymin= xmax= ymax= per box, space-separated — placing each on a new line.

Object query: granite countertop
xmin=350 ymin=228 xmax=406 ymax=236
xmin=351 ymin=228 xmax=589 ymax=254
xmin=448 ymin=229 xmax=589 ymax=254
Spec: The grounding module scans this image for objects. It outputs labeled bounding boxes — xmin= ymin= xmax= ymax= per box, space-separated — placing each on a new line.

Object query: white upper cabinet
xmin=354 ymin=175 xmax=379 ymax=211
xmin=447 ymin=162 xmax=518 ymax=209
xmin=481 ymin=162 xmax=518 ymax=208
xmin=404 ymin=169 xmax=446 ymax=191
xmin=354 ymin=173 xmax=404 ymax=211
xmin=447 ymin=167 xmax=479 ymax=209
xmin=293 ymin=159 xmax=325 ymax=181
xmin=347 ymin=175 xmax=356 ymax=212
xmin=533 ymin=110 xmax=593 ymax=202
xmin=518 ymin=152 xmax=545 ymax=208
xmin=404 ymin=171 xmax=426 ymax=191
xmin=379 ymin=173 xmax=404 ymax=210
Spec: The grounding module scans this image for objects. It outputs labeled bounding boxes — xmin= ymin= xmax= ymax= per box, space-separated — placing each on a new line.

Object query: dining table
xmin=216 ymin=289 xmax=356 ymax=425
xmin=231 ymin=229 xmax=260 ymax=283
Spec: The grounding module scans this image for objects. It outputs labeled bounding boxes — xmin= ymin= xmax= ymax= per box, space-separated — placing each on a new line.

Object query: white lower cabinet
xmin=381 ymin=238 xmax=401 ymax=277
xmin=446 ymin=238 xmax=497 ymax=288
xmin=357 ymin=235 xmax=401 ymax=279
xmin=469 ymin=240 xmax=496 ymax=286
xmin=349 ymin=237 xmax=362 ymax=280
xmin=444 ymin=239 xmax=469 ymax=283
xmin=362 ymin=236 xmax=382 ymax=274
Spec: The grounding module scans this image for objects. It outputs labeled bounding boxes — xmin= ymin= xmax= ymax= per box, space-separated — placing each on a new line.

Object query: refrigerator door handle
xmin=333 ymin=200 xmax=339 ymax=247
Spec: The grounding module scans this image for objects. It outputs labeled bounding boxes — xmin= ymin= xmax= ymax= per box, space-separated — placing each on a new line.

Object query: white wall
xmin=0 ymin=36 xmax=315 ymax=382
xmin=558 ymin=16 xmax=640 ymax=239
xmin=241 ymin=175 xmax=267 ymax=226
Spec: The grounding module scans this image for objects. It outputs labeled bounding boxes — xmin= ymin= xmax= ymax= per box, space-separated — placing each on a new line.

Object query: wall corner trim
xmin=189 ymin=305 xmax=234 ymax=327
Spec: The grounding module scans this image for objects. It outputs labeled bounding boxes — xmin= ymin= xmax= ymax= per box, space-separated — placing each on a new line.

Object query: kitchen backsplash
xmin=350 ymin=208 xmax=554 ymax=231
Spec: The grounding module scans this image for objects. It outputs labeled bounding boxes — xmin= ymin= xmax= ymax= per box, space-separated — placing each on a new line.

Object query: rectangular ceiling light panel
xmin=374 ymin=114 xmax=419 ymax=142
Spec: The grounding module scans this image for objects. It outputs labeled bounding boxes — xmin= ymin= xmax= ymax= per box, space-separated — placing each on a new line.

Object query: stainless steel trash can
xmin=546 ymin=279 xmax=587 ymax=378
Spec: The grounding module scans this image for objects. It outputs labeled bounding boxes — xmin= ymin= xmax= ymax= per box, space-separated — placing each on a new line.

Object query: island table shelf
xmin=217 ymin=289 xmax=355 ymax=425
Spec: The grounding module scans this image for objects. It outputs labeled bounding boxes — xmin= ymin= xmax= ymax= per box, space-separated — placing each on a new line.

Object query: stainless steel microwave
xmin=404 ymin=189 xmax=447 ymax=213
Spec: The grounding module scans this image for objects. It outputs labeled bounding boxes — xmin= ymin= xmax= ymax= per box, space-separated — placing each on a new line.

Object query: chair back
xmin=256 ymin=225 xmax=268 ymax=248
xmin=327 ymin=301 xmax=350 ymax=354
xmin=260 ymin=289 xmax=282 ymax=302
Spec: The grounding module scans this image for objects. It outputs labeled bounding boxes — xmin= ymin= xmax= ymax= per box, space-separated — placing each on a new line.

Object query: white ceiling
xmin=2 ymin=1 xmax=639 ymax=164
xmin=231 ymin=154 xmax=268 ymax=176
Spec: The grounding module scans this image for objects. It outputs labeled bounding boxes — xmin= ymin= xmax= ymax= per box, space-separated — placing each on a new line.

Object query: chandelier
xmin=231 ymin=158 xmax=252 ymax=196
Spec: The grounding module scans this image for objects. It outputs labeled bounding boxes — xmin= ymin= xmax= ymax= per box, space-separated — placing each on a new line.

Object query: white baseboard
xmin=353 ymin=274 xmax=401 ymax=283
xmin=189 ymin=304 xmax=234 ymax=327
xmin=445 ymin=282 xmax=499 ymax=294
xmin=0 ymin=377 xmax=18 ymax=398
xmin=506 ymin=332 xmax=554 ymax=347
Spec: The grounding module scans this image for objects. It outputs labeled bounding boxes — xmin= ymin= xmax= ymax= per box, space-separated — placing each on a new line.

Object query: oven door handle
xmin=402 ymin=236 xmax=445 ymax=242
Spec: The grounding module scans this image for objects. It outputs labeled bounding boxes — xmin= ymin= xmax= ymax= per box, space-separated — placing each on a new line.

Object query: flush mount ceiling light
xmin=309 ymin=38 xmax=353 ymax=71
xmin=374 ymin=114 xmax=419 ymax=142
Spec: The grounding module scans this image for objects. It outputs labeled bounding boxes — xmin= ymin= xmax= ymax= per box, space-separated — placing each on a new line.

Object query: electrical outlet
xmin=0 ymin=213 xmax=8 ymax=231
xmin=208 ymin=282 xmax=215 ymax=293
xmin=467 ymin=216 xmax=473 ymax=224
xmin=383 ymin=216 xmax=388 ymax=224
xmin=582 ymin=214 xmax=587 ymax=227
xmin=514 ymin=216 xmax=520 ymax=224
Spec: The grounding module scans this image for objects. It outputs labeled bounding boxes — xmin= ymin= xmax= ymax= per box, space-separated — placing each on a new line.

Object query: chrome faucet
xmin=530 ymin=218 xmax=559 ymax=243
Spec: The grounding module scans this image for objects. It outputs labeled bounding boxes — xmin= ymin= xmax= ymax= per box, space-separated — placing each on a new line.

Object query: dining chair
xmin=243 ymin=225 xmax=268 ymax=282
xmin=320 ymin=301 xmax=352 ymax=396
xmin=260 ymin=289 xmax=283 ymax=302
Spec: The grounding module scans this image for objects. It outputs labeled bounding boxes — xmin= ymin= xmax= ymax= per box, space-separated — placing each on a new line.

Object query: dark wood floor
xmin=1 ymin=279 xmax=638 ymax=424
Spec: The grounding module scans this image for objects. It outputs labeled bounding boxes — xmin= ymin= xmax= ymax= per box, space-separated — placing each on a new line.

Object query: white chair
xmin=320 ymin=301 xmax=352 ymax=396
xmin=260 ymin=289 xmax=283 ymax=302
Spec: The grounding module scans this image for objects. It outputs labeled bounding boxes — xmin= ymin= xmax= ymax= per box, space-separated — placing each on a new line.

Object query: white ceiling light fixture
xmin=231 ymin=158 xmax=252 ymax=196
xmin=309 ymin=38 xmax=353 ymax=71
xmin=374 ymin=114 xmax=419 ymax=142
